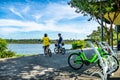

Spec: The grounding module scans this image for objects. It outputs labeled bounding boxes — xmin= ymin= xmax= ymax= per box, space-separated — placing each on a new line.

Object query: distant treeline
xmin=6 ymin=39 xmax=42 ymax=44
xmin=6 ymin=39 xmax=77 ymax=44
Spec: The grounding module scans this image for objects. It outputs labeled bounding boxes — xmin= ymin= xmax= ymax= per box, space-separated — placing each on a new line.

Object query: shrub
xmin=0 ymin=50 xmax=15 ymax=58
xmin=6 ymin=50 xmax=15 ymax=57
xmin=0 ymin=38 xmax=7 ymax=51
xmin=0 ymin=38 xmax=15 ymax=58
xmin=72 ymin=40 xmax=86 ymax=49
xmin=72 ymin=43 xmax=78 ymax=49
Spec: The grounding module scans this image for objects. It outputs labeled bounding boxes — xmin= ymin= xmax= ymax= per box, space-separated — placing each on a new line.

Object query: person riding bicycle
xmin=54 ymin=33 xmax=65 ymax=54
xmin=57 ymin=33 xmax=64 ymax=51
xmin=42 ymin=33 xmax=50 ymax=55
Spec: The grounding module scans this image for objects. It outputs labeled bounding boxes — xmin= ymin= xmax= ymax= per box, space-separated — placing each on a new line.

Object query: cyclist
xmin=42 ymin=33 xmax=50 ymax=56
xmin=57 ymin=33 xmax=64 ymax=52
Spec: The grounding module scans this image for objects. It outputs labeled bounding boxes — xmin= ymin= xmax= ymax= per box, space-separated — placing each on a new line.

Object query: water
xmin=8 ymin=44 xmax=72 ymax=54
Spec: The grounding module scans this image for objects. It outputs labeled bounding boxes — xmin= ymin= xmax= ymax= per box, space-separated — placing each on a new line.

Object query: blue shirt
xmin=58 ymin=37 xmax=62 ymax=44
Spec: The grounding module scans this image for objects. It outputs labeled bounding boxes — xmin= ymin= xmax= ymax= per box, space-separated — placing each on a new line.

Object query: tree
xmin=69 ymin=0 xmax=120 ymax=45
xmin=88 ymin=26 xmax=118 ymax=45
xmin=87 ymin=26 xmax=107 ymax=41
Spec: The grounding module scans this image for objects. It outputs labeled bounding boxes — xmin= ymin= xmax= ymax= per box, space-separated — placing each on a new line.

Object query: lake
xmin=8 ymin=44 xmax=72 ymax=54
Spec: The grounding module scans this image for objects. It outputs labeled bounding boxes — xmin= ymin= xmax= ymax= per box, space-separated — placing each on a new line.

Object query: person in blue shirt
xmin=57 ymin=33 xmax=63 ymax=49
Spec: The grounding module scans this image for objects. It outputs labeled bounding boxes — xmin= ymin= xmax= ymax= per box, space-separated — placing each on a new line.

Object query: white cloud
xmin=9 ymin=2 xmax=82 ymax=24
xmin=52 ymin=4 xmax=81 ymax=19
xmin=0 ymin=19 xmax=44 ymax=32
xmin=9 ymin=7 xmax=24 ymax=19
xmin=32 ymin=14 xmax=42 ymax=21
xmin=0 ymin=27 xmax=19 ymax=35
xmin=42 ymin=3 xmax=82 ymax=23
xmin=0 ymin=19 xmax=99 ymax=35
xmin=22 ymin=6 xmax=30 ymax=14
xmin=0 ymin=19 xmax=82 ymax=33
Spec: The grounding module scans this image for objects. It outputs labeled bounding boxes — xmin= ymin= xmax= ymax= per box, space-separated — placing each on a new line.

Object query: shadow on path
xmin=0 ymin=52 xmax=98 ymax=80
xmin=0 ymin=49 xmax=119 ymax=80
xmin=108 ymin=77 xmax=120 ymax=80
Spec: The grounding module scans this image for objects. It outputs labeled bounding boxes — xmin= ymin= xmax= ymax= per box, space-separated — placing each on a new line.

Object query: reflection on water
xmin=8 ymin=44 xmax=72 ymax=54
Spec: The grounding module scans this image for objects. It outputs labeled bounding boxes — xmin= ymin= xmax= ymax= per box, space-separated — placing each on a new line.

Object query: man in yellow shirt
xmin=42 ymin=33 xmax=50 ymax=55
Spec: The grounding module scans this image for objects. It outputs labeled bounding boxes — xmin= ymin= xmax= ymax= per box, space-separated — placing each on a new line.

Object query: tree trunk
xmin=110 ymin=29 xmax=113 ymax=49
xmin=107 ymin=31 xmax=111 ymax=53
xmin=110 ymin=23 xmax=113 ymax=49
xmin=107 ymin=31 xmax=111 ymax=46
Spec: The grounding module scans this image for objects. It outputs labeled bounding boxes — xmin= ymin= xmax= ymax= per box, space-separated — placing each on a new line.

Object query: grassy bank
xmin=13 ymin=54 xmax=37 ymax=58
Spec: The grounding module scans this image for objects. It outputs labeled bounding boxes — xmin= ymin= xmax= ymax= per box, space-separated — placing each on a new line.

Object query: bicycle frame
xmin=75 ymin=44 xmax=107 ymax=65
xmin=80 ymin=52 xmax=98 ymax=63
xmin=43 ymin=45 xmax=52 ymax=57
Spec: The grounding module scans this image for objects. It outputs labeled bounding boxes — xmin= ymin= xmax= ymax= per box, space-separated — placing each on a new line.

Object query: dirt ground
xmin=0 ymin=50 xmax=120 ymax=80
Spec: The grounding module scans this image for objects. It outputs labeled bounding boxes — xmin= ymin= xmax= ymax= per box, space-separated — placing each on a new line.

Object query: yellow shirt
xmin=43 ymin=37 xmax=50 ymax=46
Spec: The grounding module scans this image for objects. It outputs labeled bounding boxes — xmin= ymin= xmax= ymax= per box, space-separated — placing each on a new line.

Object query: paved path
xmin=0 ymin=49 xmax=120 ymax=80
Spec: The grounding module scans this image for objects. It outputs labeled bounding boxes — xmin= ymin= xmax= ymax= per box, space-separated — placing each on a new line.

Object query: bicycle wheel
xmin=54 ymin=48 xmax=58 ymax=54
xmin=98 ymin=55 xmax=119 ymax=73
xmin=48 ymin=49 xmax=52 ymax=57
xmin=109 ymin=56 xmax=119 ymax=72
xmin=61 ymin=48 xmax=66 ymax=55
xmin=68 ymin=53 xmax=83 ymax=70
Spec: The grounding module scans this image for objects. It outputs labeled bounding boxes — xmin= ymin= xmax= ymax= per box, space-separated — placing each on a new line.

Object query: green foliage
xmin=69 ymin=0 xmax=118 ymax=19
xmin=15 ymin=54 xmax=35 ymax=57
xmin=0 ymin=50 xmax=15 ymax=58
xmin=87 ymin=26 xmax=120 ymax=45
xmin=72 ymin=43 xmax=77 ymax=49
xmin=72 ymin=40 xmax=86 ymax=49
xmin=0 ymin=38 xmax=15 ymax=58
xmin=6 ymin=39 xmax=42 ymax=44
xmin=87 ymin=26 xmax=108 ymax=41
xmin=0 ymin=38 xmax=7 ymax=51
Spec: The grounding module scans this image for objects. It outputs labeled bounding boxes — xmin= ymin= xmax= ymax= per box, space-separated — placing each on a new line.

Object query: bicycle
xmin=43 ymin=46 xmax=52 ymax=57
xmin=68 ymin=45 xmax=98 ymax=70
xmin=54 ymin=43 xmax=66 ymax=55
xmin=68 ymin=41 xmax=119 ymax=72
xmin=96 ymin=41 xmax=119 ymax=73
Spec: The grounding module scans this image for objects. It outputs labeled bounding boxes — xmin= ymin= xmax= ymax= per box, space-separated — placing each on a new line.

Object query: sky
xmin=0 ymin=0 xmax=100 ymax=40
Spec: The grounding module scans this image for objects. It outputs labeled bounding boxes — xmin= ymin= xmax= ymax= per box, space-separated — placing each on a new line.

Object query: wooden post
xmin=116 ymin=25 xmax=118 ymax=50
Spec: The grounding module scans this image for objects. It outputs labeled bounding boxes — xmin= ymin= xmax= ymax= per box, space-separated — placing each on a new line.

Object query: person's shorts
xmin=57 ymin=44 xmax=61 ymax=48
xmin=44 ymin=45 xmax=49 ymax=50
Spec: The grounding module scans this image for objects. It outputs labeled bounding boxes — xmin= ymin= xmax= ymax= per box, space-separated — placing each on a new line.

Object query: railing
xmin=87 ymin=41 xmax=118 ymax=80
